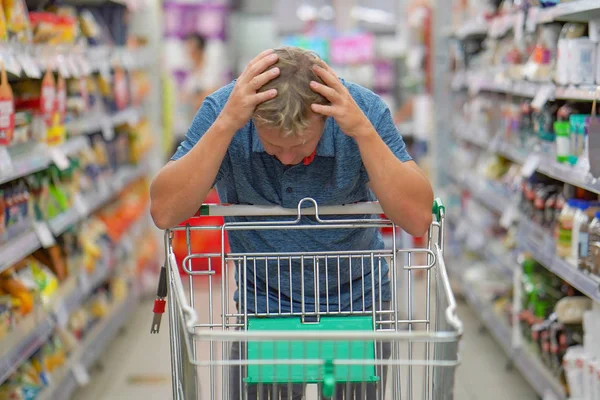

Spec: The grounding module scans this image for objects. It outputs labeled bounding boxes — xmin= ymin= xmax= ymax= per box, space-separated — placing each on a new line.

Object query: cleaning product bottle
xmin=580 ymin=215 xmax=592 ymax=272
xmin=554 ymin=120 xmax=570 ymax=163
xmin=586 ymin=212 xmax=600 ymax=273
xmin=571 ymin=200 xmax=589 ymax=267
xmin=558 ymin=199 xmax=577 ymax=258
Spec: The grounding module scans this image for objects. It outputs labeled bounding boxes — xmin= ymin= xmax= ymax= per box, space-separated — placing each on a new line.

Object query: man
xmin=151 ymin=47 xmax=433 ymax=399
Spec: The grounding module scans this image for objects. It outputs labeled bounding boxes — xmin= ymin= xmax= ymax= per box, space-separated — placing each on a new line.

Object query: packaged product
xmin=29 ymin=12 xmax=77 ymax=45
xmin=3 ymin=0 xmax=31 ymax=42
xmin=587 ymin=212 xmax=600 ymax=275
xmin=0 ymin=63 xmax=15 ymax=146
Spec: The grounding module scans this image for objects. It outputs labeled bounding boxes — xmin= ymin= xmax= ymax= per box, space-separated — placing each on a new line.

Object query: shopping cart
xmin=152 ymin=198 xmax=462 ymax=400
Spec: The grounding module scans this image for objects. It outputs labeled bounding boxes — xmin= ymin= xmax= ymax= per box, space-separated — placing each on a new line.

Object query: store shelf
xmin=462 ymin=278 xmax=567 ymax=399
xmin=453 ymin=19 xmax=489 ymax=39
xmin=0 ymin=313 xmax=55 ymax=384
xmin=1 ymin=136 xmax=89 ymax=185
xmin=0 ymin=161 xmax=149 ymax=274
xmin=537 ymin=0 xmax=600 ymax=23
xmin=518 ymin=218 xmax=600 ymax=303
xmin=495 ymin=141 xmax=600 ymax=195
xmin=2 ymin=44 xmax=151 ymax=78
xmin=461 ymin=174 xmax=512 ymax=215
xmin=454 ymin=121 xmax=600 ymax=195
xmin=38 ymin=290 xmax=139 ymax=400
xmin=453 ymin=70 xmax=600 ymax=102
xmin=513 ymin=346 xmax=567 ymax=399
xmin=65 ymin=107 xmax=142 ymax=136
xmin=48 ymin=209 xmax=81 ymax=236
xmin=0 ymin=230 xmax=42 ymax=274
xmin=0 ymin=214 xmax=145 ymax=388
xmin=462 ymin=279 xmax=513 ymax=354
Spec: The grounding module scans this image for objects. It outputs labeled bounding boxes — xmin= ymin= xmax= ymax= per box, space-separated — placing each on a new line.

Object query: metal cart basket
xmin=153 ymin=198 xmax=462 ymax=400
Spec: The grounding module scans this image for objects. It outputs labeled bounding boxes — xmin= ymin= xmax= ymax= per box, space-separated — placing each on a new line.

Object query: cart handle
xmin=196 ymin=201 xmax=384 ymax=217
xmin=195 ymin=199 xmax=446 ymax=219
xmin=432 ymin=198 xmax=445 ymax=222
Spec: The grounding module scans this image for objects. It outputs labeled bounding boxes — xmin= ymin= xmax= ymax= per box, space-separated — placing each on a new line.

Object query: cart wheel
xmin=477 ymin=324 xmax=486 ymax=335
xmin=504 ymin=360 xmax=514 ymax=372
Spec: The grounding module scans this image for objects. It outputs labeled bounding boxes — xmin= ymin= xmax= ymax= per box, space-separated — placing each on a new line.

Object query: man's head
xmin=184 ymin=33 xmax=207 ymax=67
xmin=253 ymin=47 xmax=330 ymax=165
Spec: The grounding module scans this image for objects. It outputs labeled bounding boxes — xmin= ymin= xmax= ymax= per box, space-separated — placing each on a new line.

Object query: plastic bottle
xmin=554 ymin=121 xmax=570 ymax=163
xmin=0 ymin=62 xmax=15 ymax=146
xmin=557 ymin=199 xmax=577 ymax=258
xmin=579 ymin=205 xmax=592 ymax=271
xmin=586 ymin=212 xmax=600 ymax=274
xmin=571 ymin=200 xmax=589 ymax=267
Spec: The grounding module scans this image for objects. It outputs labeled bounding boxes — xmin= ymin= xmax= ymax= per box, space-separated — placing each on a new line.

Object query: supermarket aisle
xmin=74 ymin=292 xmax=536 ymax=400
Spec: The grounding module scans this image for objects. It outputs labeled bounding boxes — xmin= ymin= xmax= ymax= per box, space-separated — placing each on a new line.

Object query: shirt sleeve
xmin=371 ymin=97 xmax=413 ymax=163
xmin=170 ymin=96 xmax=230 ymax=184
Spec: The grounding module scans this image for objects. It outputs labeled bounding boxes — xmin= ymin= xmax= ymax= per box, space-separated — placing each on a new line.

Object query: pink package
xmin=330 ymin=33 xmax=375 ymax=65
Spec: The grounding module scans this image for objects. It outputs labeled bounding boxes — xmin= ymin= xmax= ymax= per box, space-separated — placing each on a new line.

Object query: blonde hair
xmin=253 ymin=47 xmax=330 ymax=137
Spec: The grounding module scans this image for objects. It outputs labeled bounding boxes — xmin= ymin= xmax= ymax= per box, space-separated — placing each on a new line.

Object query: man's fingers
xmin=251 ymin=67 xmax=280 ymax=91
xmin=254 ymin=89 xmax=278 ymax=105
xmin=310 ymin=81 xmax=338 ymax=102
xmin=312 ymin=64 xmax=343 ymax=91
xmin=244 ymin=53 xmax=279 ymax=83
xmin=311 ymin=103 xmax=335 ymax=117
xmin=314 ymin=59 xmax=339 ymax=79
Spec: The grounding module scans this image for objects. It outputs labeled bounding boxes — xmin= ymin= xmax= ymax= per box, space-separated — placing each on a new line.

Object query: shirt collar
xmin=251 ymin=117 xmax=335 ymax=158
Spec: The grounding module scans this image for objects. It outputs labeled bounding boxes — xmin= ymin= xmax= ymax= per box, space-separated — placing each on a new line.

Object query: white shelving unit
xmin=518 ymin=219 xmax=600 ymax=303
xmin=461 ymin=274 xmax=567 ymax=399
xmin=0 ymin=212 xmax=149 ymax=387
xmin=0 ymin=313 xmax=55 ymax=384
xmin=0 ymin=159 xmax=149 ymax=274
xmin=452 ymin=1 xmax=600 ymax=40
xmin=37 ymin=289 xmax=140 ymax=400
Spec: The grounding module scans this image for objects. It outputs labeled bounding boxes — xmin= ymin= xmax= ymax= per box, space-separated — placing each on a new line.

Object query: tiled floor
xmin=73 ymin=283 xmax=537 ymax=400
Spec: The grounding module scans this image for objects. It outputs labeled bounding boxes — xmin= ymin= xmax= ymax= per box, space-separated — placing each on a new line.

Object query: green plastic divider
xmin=245 ymin=316 xmax=378 ymax=385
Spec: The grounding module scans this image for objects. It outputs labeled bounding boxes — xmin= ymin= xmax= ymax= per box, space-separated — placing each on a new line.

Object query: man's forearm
xmin=150 ymin=117 xmax=237 ymax=229
xmin=354 ymin=127 xmax=433 ymax=236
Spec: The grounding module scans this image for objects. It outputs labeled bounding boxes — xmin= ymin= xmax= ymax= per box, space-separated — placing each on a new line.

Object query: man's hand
xmin=309 ymin=61 xmax=372 ymax=138
xmin=220 ymin=49 xmax=281 ymax=131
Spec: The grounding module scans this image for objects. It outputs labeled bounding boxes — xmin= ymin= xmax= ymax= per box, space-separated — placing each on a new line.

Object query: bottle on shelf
xmin=586 ymin=212 xmax=600 ymax=276
xmin=570 ymin=200 xmax=589 ymax=267
xmin=557 ymin=199 xmax=577 ymax=258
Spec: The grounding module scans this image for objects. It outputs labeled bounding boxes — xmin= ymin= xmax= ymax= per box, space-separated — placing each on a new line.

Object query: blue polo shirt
xmin=172 ymin=80 xmax=412 ymax=314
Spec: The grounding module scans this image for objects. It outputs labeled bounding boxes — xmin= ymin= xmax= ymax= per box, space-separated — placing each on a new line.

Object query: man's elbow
xmin=150 ymin=201 xmax=172 ymax=230
xmin=400 ymin=210 xmax=432 ymax=237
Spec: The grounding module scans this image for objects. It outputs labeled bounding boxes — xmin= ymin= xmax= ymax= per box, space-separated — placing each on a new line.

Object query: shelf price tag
xmin=19 ymin=53 xmax=42 ymax=79
xmin=0 ymin=146 xmax=14 ymax=178
xmin=72 ymin=363 xmax=90 ymax=386
xmin=101 ymin=118 xmax=115 ymax=141
xmin=531 ymin=84 xmax=555 ymax=110
xmin=50 ymin=147 xmax=70 ymax=171
xmin=33 ymin=221 xmax=56 ymax=248
xmin=72 ymin=193 xmax=89 ymax=217
xmin=521 ymin=154 xmax=541 ymax=178
xmin=500 ymin=204 xmax=518 ymax=229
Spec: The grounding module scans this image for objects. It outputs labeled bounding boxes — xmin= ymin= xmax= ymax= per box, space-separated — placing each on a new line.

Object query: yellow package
xmin=3 ymin=0 xmax=31 ymax=42
xmin=0 ymin=5 xmax=8 ymax=41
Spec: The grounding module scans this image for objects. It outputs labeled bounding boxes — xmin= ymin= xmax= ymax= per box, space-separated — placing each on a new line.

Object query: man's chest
xmin=220 ymin=154 xmax=371 ymax=208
